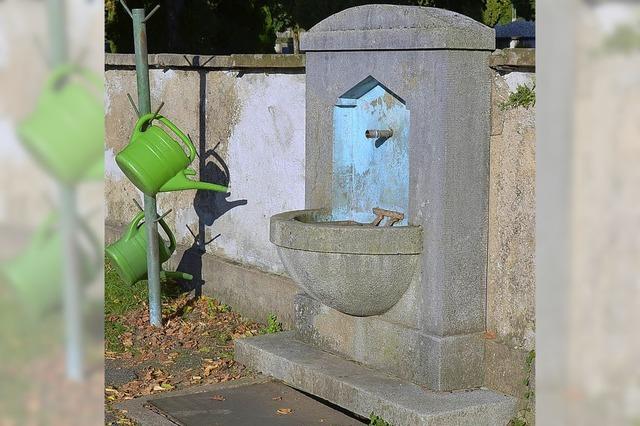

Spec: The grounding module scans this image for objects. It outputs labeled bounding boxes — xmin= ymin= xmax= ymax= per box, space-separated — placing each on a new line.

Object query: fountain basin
xmin=270 ymin=209 xmax=422 ymax=316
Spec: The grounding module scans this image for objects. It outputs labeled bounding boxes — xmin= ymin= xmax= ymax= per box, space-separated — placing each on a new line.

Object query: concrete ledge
xmin=105 ymin=53 xmax=305 ymax=70
xmin=489 ymin=48 xmax=535 ymax=71
xmin=236 ymin=332 xmax=517 ymax=426
xmin=106 ymin=49 xmax=534 ymax=72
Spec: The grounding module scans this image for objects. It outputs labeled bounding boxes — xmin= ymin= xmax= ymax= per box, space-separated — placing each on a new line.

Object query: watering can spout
xmin=161 ymin=270 xmax=193 ymax=281
xmin=159 ymin=169 xmax=228 ymax=193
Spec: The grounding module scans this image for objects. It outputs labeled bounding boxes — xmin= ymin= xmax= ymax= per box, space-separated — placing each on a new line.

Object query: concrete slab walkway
xmin=116 ymin=376 xmax=366 ymax=425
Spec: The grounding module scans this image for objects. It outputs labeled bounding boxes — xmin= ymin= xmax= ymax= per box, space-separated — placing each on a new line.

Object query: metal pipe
xmin=144 ymin=194 xmax=162 ymax=328
xmin=365 ymin=129 xmax=393 ymax=139
xmin=132 ymin=8 xmax=162 ymax=327
xmin=133 ymin=9 xmax=151 ymax=114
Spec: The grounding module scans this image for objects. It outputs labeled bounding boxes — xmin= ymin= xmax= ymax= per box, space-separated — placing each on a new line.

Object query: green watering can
xmin=105 ymin=211 xmax=192 ymax=285
xmin=116 ymin=113 xmax=228 ymax=196
xmin=18 ymin=64 xmax=104 ymax=184
xmin=1 ymin=213 xmax=100 ymax=318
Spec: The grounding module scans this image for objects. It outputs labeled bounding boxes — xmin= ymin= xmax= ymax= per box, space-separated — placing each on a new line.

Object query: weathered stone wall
xmin=104 ymin=50 xmax=536 ymax=397
xmin=485 ymin=65 xmax=536 ymax=403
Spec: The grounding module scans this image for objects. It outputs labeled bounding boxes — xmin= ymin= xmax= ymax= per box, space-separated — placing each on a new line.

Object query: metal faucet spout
xmin=365 ymin=129 xmax=393 ymax=139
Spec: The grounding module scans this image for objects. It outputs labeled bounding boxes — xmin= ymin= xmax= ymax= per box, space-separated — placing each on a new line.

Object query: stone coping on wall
xmin=105 ymin=53 xmax=306 ymax=70
xmin=489 ymin=48 xmax=535 ymax=71
xmin=105 ymin=48 xmax=534 ymax=71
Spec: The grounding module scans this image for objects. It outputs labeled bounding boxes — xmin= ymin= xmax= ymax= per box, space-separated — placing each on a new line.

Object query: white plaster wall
xmin=210 ymin=73 xmax=306 ymax=273
xmin=105 ymin=69 xmax=306 ymax=275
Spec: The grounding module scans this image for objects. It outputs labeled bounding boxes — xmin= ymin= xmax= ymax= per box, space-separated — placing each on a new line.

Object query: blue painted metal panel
xmin=332 ymin=77 xmax=410 ymax=224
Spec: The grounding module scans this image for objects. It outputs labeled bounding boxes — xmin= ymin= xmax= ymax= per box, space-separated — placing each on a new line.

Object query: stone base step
xmin=235 ymin=332 xmax=517 ymax=426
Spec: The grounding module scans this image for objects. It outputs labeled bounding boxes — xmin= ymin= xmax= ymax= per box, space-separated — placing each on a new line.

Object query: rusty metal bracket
xmin=371 ymin=207 xmax=404 ymax=227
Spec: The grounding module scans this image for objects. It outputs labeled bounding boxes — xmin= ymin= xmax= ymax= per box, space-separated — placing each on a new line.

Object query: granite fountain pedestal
xmin=236 ymin=6 xmax=517 ymax=425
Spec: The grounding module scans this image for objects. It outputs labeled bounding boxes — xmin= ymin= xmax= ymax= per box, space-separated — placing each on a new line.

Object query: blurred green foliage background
xmin=105 ymin=0 xmax=535 ymax=54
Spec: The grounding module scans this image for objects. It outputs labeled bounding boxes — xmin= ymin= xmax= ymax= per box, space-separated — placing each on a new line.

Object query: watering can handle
xmin=157 ymin=116 xmax=197 ymax=163
xmin=133 ymin=114 xmax=196 ymax=163
xmin=157 ymin=216 xmax=176 ymax=254
xmin=124 ymin=211 xmax=146 ymax=241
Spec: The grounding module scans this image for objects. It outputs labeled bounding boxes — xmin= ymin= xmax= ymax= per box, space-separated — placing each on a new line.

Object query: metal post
xmin=132 ymin=8 xmax=162 ymax=327
xmin=48 ymin=0 xmax=83 ymax=380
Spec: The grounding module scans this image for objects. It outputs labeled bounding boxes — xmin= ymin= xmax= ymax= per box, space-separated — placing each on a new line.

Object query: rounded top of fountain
xmin=300 ymin=5 xmax=495 ymax=52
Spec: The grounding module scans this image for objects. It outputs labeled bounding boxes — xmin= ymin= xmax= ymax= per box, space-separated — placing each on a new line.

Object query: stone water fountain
xmin=237 ymin=5 xmax=516 ymax=425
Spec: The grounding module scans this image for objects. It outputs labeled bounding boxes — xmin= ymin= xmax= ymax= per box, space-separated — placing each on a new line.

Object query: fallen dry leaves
xmin=105 ymin=294 xmax=264 ymax=408
xmin=277 ymin=408 xmax=293 ymax=415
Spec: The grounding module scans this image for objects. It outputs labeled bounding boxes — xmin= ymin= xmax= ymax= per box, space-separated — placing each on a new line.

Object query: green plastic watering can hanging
xmin=116 ymin=113 xmax=228 ymax=196
xmin=0 ymin=212 xmax=101 ymax=318
xmin=105 ymin=211 xmax=192 ymax=286
xmin=18 ymin=64 xmax=104 ymax=184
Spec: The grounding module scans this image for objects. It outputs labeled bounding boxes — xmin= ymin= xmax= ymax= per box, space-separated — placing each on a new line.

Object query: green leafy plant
xmin=369 ymin=412 xmax=392 ymax=426
xmin=500 ymin=84 xmax=536 ymax=110
xmin=483 ymin=0 xmax=513 ymax=27
xmin=262 ymin=313 xmax=283 ymax=334
xmin=207 ymin=298 xmax=231 ymax=316
xmin=216 ymin=331 xmax=232 ymax=345
xmin=509 ymin=349 xmax=535 ymax=426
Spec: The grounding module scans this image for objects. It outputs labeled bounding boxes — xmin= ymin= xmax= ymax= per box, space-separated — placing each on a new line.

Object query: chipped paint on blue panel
xmin=332 ymin=76 xmax=410 ymax=224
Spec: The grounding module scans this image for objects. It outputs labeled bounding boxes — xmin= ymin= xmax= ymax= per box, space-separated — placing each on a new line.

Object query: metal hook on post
xmin=154 ymin=208 xmax=173 ymax=223
xmin=144 ymin=4 xmax=161 ymax=22
xmin=119 ymin=0 xmax=160 ymax=23
xmin=151 ymin=101 xmax=165 ymax=121
xmin=132 ymin=198 xmax=144 ymax=212
xmin=118 ymin=0 xmax=133 ymax=19
xmin=126 ymin=93 xmax=140 ymax=118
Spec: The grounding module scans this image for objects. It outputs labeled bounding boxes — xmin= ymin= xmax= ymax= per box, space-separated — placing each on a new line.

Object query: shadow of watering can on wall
xmin=1 ymin=212 xmax=101 ymax=318
xmin=18 ymin=64 xmax=104 ymax=184
xmin=116 ymin=113 xmax=228 ymax=196
xmin=105 ymin=211 xmax=192 ymax=286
